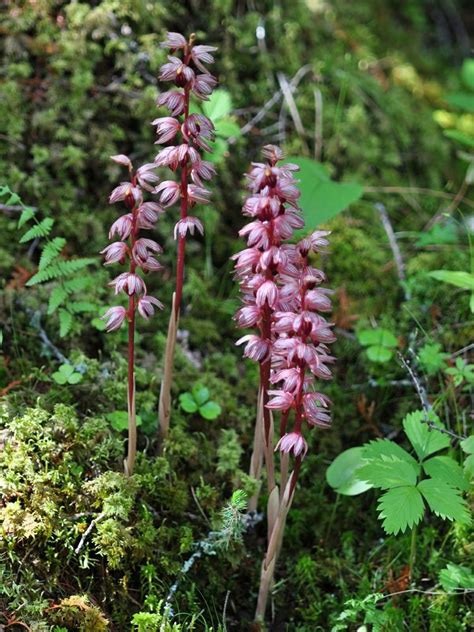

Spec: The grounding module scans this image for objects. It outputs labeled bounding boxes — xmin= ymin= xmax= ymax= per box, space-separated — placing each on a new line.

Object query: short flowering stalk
xmin=155 ymin=32 xmax=217 ymax=439
xmin=234 ymin=145 xmax=336 ymax=621
xmin=102 ymin=156 xmax=163 ymax=476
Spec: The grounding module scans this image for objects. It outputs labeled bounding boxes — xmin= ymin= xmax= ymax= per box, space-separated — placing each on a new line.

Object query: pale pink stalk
xmin=101 ymin=157 xmax=163 ymax=476
xmin=155 ymin=32 xmax=218 ymax=439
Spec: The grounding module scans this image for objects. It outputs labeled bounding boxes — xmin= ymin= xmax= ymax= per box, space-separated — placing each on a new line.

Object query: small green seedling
xmin=418 ymin=342 xmax=449 ymax=375
xmin=326 ymin=410 xmax=471 ymax=534
xmin=179 ymin=384 xmax=222 ymax=420
xmin=445 ymin=357 xmax=474 ymax=388
xmin=357 ymin=328 xmax=398 ymax=363
xmin=52 ymin=364 xmax=83 ymax=385
xmin=106 ymin=411 xmax=143 ymax=432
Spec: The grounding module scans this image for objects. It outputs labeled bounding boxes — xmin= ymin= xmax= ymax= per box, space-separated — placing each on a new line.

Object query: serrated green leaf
xmin=215 ymin=119 xmax=240 ymax=138
xmin=377 ymin=486 xmax=425 ymax=534
xmin=358 ymin=456 xmax=418 ymax=489
xmin=418 ymin=343 xmax=449 ymax=376
xmin=199 ymin=400 xmax=221 ymax=420
xmin=403 ymin=411 xmax=450 ymax=460
xmin=422 ymin=456 xmax=469 ymax=492
xmin=362 ymin=439 xmax=420 ymax=472
xmin=202 ymin=89 xmax=232 ymax=120
xmin=418 ymin=478 xmax=470 ymax=524
xmin=286 ymin=156 xmax=363 ymax=226
xmin=326 ymin=447 xmax=372 ymax=496
xmin=460 ymin=435 xmax=474 ymax=454
xmin=20 ymin=217 xmax=54 ymax=243
xmin=47 ymin=286 xmax=68 ymax=314
xmin=439 ymin=563 xmax=474 ymax=591
xmin=463 ymin=454 xmax=474 ymax=479
xmin=179 ymin=392 xmax=198 ymax=413
xmin=58 ymin=309 xmax=72 ymax=338
xmin=192 ymin=385 xmax=209 ymax=406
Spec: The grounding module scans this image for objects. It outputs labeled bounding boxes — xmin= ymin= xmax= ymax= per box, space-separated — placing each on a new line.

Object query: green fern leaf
xmin=377 ymin=486 xmax=425 ymax=534
xmin=26 ymin=257 xmax=96 ymax=286
xmin=18 ymin=206 xmax=36 ymax=228
xmin=58 ymin=309 xmax=73 ymax=338
xmin=19 ymin=217 xmax=54 ymax=243
xmin=68 ymin=301 xmax=96 ymax=313
xmin=39 ymin=237 xmax=66 ymax=270
xmin=63 ymin=277 xmax=95 ymax=293
xmin=47 ymin=286 xmax=68 ymax=314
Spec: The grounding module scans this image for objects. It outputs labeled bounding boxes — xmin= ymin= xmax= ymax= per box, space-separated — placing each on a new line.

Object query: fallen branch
xmin=74 ymin=512 xmax=106 ymax=555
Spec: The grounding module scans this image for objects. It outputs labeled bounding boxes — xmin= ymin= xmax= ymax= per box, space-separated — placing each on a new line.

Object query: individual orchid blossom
xmin=155 ymin=31 xmax=218 ymax=439
xmin=233 ymin=145 xmax=336 ymax=621
xmin=101 ymin=152 xmax=164 ymax=476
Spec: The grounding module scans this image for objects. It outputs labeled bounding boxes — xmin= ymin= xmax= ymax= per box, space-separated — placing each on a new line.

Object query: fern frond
xmin=47 ymin=286 xmax=68 ymax=314
xmin=18 ymin=206 xmax=36 ymax=228
xmin=39 ymin=237 xmax=66 ymax=270
xmin=26 ymin=257 xmax=96 ymax=286
xmin=68 ymin=301 xmax=96 ymax=313
xmin=58 ymin=309 xmax=73 ymax=338
xmin=63 ymin=277 xmax=96 ymax=294
xmin=20 ymin=218 xmax=54 ymax=243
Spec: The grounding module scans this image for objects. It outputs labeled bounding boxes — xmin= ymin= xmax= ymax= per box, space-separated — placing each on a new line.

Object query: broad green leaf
xmin=366 ymin=346 xmax=393 ymax=363
xmin=415 ymin=223 xmax=458 ymax=247
xmin=215 ymin=119 xmax=240 ymax=138
xmin=199 ymin=401 xmax=222 ymax=420
xmin=428 ymin=270 xmax=474 ymax=291
xmin=444 ymin=129 xmax=474 ymax=148
xmin=192 ymin=385 xmax=209 ymax=406
xmin=52 ymin=371 xmax=67 ymax=385
xmin=358 ymin=456 xmax=418 ymax=489
xmin=287 ymin=156 xmax=363 ymax=226
xmin=67 ymin=372 xmax=82 ymax=385
xmin=403 ymin=411 xmax=450 ymax=460
xmin=460 ymin=435 xmax=474 ymax=454
xmin=445 ymin=92 xmax=474 ymax=113
xmin=362 ymin=439 xmax=420 ymax=472
xmin=205 ymin=137 xmax=228 ymax=164
xmin=422 ymin=455 xmax=469 ymax=492
xmin=202 ymin=89 xmax=232 ymax=120
xmin=439 ymin=563 xmax=474 ymax=592
xmin=326 ymin=447 xmax=372 ymax=496
xmin=179 ymin=392 xmax=198 ymax=413
xmin=418 ymin=478 xmax=470 ymax=524
xmin=358 ymin=328 xmax=397 ymax=347
xmin=461 ymin=58 xmax=474 ymax=91
xmin=377 ymin=486 xmax=425 ymax=534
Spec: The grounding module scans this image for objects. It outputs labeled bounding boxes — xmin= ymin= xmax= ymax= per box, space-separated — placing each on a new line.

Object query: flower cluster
xmin=234 ymin=145 xmax=336 ymax=459
xmin=101 ymin=156 xmax=164 ymax=331
xmin=154 ymin=32 xmax=217 ymax=251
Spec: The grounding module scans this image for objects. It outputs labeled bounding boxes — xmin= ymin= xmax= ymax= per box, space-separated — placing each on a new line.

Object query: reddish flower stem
xmin=125 ymin=175 xmax=139 ymax=475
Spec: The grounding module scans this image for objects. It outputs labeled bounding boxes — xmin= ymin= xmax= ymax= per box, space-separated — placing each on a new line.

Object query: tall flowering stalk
xmin=155 ymin=32 xmax=217 ymax=439
xmin=233 ymin=145 xmax=336 ymax=620
xmin=102 ymin=155 xmax=164 ymax=476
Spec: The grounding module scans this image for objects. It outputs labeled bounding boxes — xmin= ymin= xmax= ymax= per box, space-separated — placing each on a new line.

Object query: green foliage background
xmin=0 ymin=1 xmax=472 ymax=630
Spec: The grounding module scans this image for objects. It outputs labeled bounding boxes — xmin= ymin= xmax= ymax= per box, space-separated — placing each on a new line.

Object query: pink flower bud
xmin=101 ymin=306 xmax=127 ymax=332
xmin=275 ymin=432 xmax=308 ymax=458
